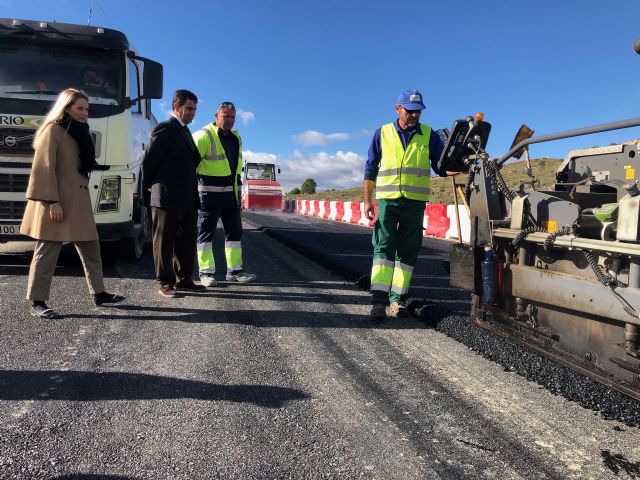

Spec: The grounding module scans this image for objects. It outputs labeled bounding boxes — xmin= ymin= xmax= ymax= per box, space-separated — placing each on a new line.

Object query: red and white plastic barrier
xmin=282 ymin=199 xmax=470 ymax=242
xmin=425 ymin=203 xmax=449 ymax=238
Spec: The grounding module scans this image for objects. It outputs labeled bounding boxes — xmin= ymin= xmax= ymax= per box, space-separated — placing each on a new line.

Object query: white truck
xmin=0 ymin=18 xmax=163 ymax=258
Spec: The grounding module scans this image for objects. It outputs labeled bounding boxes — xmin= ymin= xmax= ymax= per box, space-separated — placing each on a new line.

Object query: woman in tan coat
xmin=21 ymin=88 xmax=124 ymax=318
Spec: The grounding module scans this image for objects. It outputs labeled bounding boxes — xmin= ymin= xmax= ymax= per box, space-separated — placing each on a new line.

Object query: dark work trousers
xmin=151 ymin=207 xmax=198 ymax=286
xmin=197 ymin=206 xmax=242 ymax=273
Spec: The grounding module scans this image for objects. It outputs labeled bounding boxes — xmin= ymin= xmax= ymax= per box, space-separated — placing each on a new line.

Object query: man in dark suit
xmin=142 ymin=89 xmax=206 ymax=297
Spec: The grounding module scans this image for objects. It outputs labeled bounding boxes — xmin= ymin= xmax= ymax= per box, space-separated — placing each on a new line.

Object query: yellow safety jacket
xmin=376 ymin=122 xmax=431 ymax=202
xmin=193 ymin=123 xmax=243 ymax=201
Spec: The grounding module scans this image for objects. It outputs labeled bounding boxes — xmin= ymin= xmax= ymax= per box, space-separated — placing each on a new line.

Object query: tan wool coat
xmin=20 ymin=124 xmax=99 ymax=242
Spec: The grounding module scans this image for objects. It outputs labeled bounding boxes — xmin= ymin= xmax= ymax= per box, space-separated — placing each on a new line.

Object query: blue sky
xmin=3 ymin=0 xmax=640 ymax=192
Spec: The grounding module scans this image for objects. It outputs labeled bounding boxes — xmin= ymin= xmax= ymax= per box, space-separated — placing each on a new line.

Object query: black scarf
xmin=58 ymin=114 xmax=97 ymax=177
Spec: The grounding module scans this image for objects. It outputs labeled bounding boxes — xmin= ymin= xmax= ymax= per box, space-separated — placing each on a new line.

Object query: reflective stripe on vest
xmin=376 ymin=123 xmax=431 ymax=202
xmin=197 ymin=185 xmax=235 ymax=193
xmin=203 ymin=129 xmax=226 ymax=161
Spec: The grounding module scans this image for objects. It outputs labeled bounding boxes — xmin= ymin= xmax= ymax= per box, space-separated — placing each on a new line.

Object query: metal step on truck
xmin=0 ymin=18 xmax=163 ymax=259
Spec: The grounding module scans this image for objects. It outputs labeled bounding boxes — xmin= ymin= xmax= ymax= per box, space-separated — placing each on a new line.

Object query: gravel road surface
xmin=0 ymin=211 xmax=638 ymax=479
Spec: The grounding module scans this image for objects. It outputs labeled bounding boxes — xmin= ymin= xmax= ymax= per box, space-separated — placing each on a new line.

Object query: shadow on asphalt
xmin=0 ymin=370 xmax=308 ymax=408
xmin=66 ymin=305 xmax=428 ymax=330
xmin=51 ymin=476 xmax=139 ymax=480
xmin=175 ymin=289 xmax=365 ymax=305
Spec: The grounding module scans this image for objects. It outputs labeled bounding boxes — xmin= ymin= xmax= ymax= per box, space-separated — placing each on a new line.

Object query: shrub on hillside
xmin=300 ymin=178 xmax=317 ymax=194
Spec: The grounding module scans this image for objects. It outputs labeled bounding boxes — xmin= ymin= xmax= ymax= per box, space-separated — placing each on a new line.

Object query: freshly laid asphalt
xmin=0 ymin=210 xmax=637 ymax=479
xmin=243 ymin=210 xmax=640 ymax=427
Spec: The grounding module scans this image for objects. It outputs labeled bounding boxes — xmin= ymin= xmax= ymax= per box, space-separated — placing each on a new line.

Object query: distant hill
xmin=285 ymin=157 xmax=563 ymax=204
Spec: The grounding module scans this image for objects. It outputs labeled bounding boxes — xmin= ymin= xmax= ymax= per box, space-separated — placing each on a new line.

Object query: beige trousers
xmin=27 ymin=240 xmax=105 ymax=301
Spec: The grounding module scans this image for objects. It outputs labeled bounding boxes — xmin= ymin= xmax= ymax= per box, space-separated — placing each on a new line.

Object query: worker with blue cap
xmin=363 ymin=88 xmax=449 ymax=320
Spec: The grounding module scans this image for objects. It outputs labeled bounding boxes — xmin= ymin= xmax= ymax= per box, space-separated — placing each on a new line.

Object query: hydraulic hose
xmin=582 ymin=252 xmax=635 ymax=319
xmin=464 ymin=169 xmax=474 ymax=206
xmin=543 ymin=225 xmax=575 ymax=252
xmin=583 ymin=250 xmax=638 ymax=318
xmin=583 ymin=250 xmax=614 ymax=285
xmin=485 ymin=159 xmax=516 ymax=203
xmin=512 ymin=226 xmax=548 ymax=248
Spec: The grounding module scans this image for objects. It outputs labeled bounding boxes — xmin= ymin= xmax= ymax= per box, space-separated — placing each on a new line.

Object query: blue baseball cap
xmin=397 ymin=89 xmax=426 ymax=110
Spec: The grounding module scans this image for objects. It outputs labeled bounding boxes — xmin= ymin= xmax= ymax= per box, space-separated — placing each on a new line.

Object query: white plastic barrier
xmin=317 ymin=201 xmax=327 ymax=219
xmin=445 ymin=205 xmax=471 ymax=243
xmin=342 ymin=201 xmax=353 ymax=223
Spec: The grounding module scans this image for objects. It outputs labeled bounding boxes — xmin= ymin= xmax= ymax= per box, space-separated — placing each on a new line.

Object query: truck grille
xmin=0 ymin=128 xmax=36 ymax=156
xmin=0 ymin=173 xmax=30 ymax=192
xmin=0 ymin=200 xmax=26 ymax=220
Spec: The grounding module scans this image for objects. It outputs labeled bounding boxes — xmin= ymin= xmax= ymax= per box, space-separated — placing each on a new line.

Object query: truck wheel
xmin=120 ymin=205 xmax=150 ymax=260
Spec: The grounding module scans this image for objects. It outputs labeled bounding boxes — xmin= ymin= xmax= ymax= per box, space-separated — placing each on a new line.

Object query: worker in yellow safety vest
xmin=192 ymin=101 xmax=256 ymax=286
xmin=363 ymin=89 xmax=449 ymax=320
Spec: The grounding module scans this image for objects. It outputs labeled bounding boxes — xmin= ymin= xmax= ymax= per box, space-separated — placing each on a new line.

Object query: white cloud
xmin=292 ymin=129 xmax=375 ymax=147
xmin=236 ymin=109 xmax=255 ymax=125
xmin=159 ymin=100 xmax=172 ymax=119
xmin=243 ymin=150 xmax=278 ymax=164
xmin=292 ymin=130 xmax=351 ymax=146
xmin=244 ymin=149 xmax=365 ymax=194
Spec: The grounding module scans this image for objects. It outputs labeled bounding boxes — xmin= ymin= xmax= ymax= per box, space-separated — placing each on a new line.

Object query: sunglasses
xmin=217 ymin=102 xmax=235 ymax=110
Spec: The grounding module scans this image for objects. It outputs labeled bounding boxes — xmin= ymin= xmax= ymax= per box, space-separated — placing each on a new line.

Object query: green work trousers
xmin=370 ymin=197 xmax=426 ymax=304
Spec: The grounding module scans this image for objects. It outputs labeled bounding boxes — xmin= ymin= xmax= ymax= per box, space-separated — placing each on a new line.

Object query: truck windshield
xmin=246 ymin=164 xmax=275 ymax=181
xmin=0 ymin=41 xmax=124 ymax=117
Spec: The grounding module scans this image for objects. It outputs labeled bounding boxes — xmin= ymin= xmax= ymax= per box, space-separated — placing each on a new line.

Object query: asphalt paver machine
xmin=443 ymin=108 xmax=640 ymax=400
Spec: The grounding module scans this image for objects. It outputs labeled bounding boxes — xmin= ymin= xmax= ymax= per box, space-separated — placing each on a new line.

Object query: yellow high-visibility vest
xmin=376 ymin=122 xmax=431 ymax=202
xmin=193 ymin=123 xmax=243 ymax=199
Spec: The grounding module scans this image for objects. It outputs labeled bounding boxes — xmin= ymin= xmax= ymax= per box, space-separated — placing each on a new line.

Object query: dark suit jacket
xmin=142 ymin=117 xmax=200 ymax=210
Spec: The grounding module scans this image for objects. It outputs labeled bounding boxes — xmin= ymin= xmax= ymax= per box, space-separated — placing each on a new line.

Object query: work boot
xmin=389 ymin=301 xmax=409 ymax=318
xmin=200 ymin=275 xmax=217 ymax=287
xmin=226 ymin=271 xmax=256 ymax=283
xmin=370 ymin=304 xmax=386 ymax=320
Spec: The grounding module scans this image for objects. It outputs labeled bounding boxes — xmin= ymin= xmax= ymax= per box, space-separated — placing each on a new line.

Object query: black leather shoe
xmin=29 ymin=301 xmax=60 ymax=319
xmin=159 ymin=285 xmax=178 ymax=298
xmin=175 ymin=280 xmax=206 ymax=291
xmin=94 ymin=292 xmax=125 ymax=306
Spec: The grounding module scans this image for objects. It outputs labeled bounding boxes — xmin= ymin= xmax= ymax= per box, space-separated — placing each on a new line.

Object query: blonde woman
xmin=20 ymin=88 xmax=124 ymax=318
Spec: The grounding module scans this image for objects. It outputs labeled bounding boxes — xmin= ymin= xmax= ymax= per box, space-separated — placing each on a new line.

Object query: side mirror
xmin=127 ymin=52 xmax=163 ymax=100
xmin=141 ymin=59 xmax=163 ymax=99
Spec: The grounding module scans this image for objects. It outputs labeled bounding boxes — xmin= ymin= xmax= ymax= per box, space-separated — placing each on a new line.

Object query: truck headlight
xmin=97 ymin=176 xmax=120 ymax=212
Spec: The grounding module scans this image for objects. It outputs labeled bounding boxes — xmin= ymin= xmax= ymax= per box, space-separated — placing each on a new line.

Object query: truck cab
xmin=0 ymin=18 xmax=163 ymax=258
